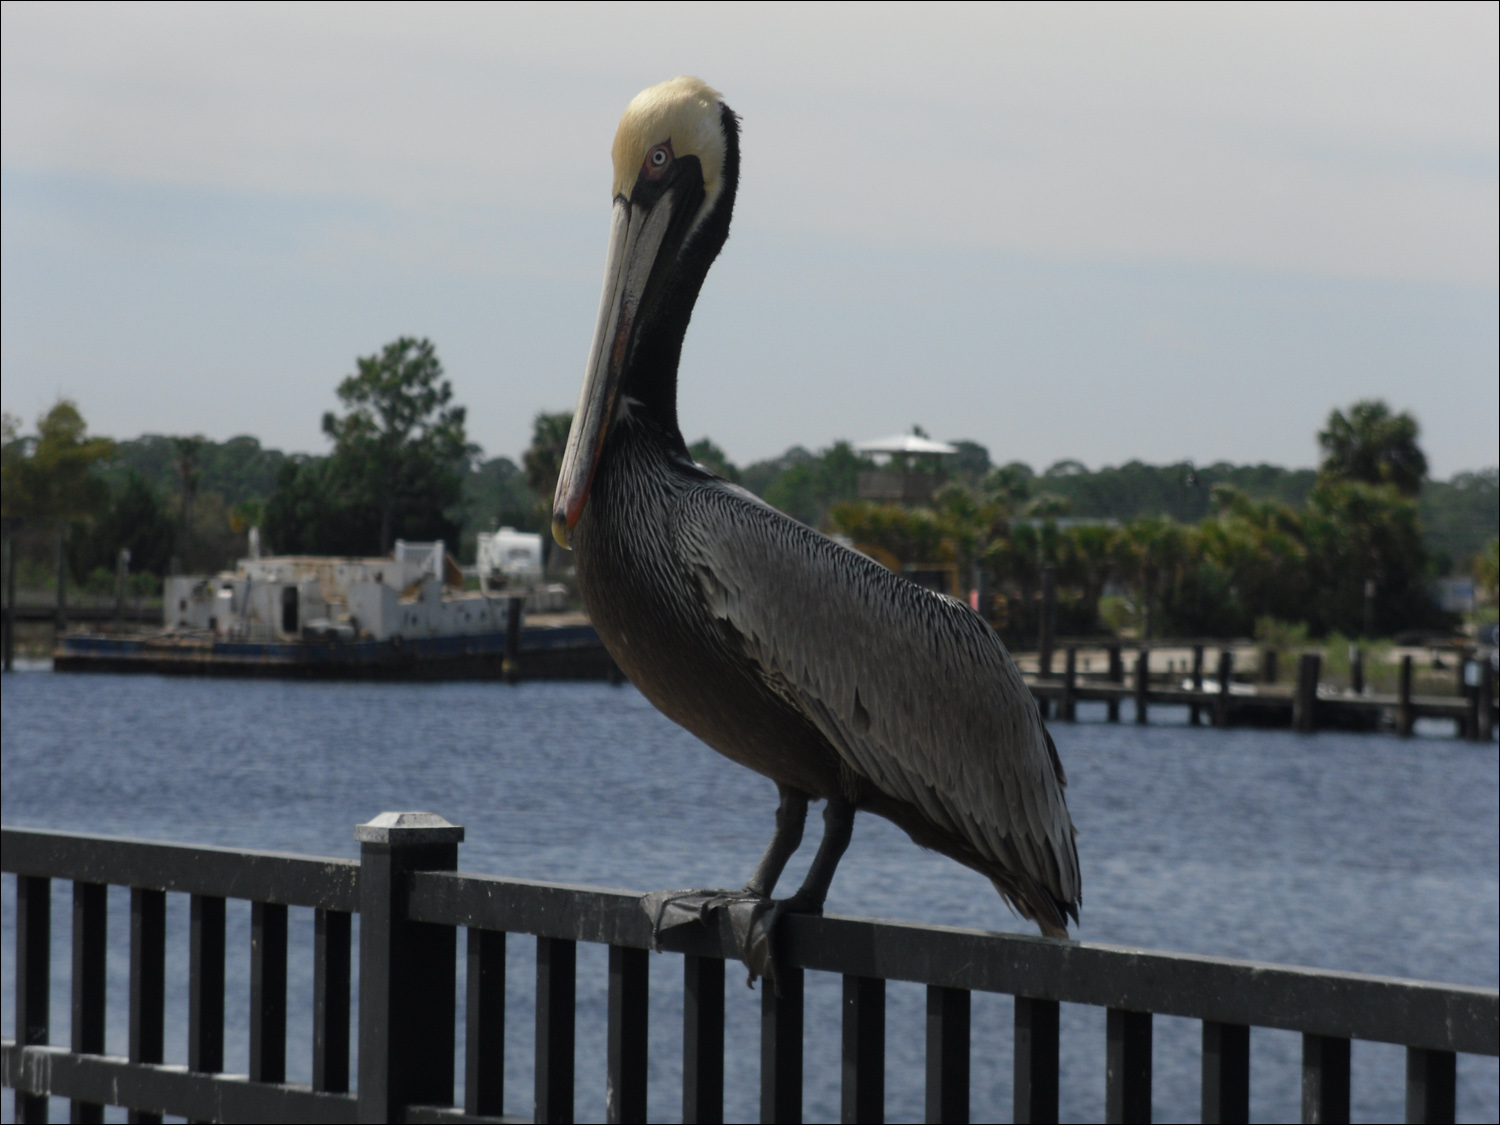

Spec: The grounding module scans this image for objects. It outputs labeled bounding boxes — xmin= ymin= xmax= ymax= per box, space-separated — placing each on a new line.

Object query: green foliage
xmin=1 ymin=401 xmax=114 ymax=525
xmin=462 ymin=457 xmax=541 ymax=533
xmin=1318 ymin=399 xmax=1427 ymax=496
xmin=1418 ymin=468 xmax=1498 ymax=571
xmin=522 ymin=412 xmax=573 ymax=505
xmin=762 ymin=441 xmax=869 ymax=527
xmin=68 ymin=471 xmax=177 ymax=579
xmin=101 ymin=434 xmax=289 ymax=507
xmin=318 ymin=337 xmax=471 ymax=554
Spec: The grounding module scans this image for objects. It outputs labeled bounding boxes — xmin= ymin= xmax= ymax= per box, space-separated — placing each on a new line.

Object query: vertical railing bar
xmin=1201 ymin=1020 xmax=1249 ymax=1124
xmin=249 ymin=900 xmax=288 ymax=1084
xmin=1404 ymin=1046 xmax=1456 ymax=1125
xmin=535 ymin=935 xmax=576 ymax=1125
xmin=128 ymin=887 xmax=166 ymax=1125
xmin=607 ymin=944 xmax=650 ymax=1124
xmin=1105 ymin=1007 xmax=1152 ymax=1124
xmin=841 ymin=974 xmax=884 ymax=1125
xmin=15 ymin=874 xmax=50 ymax=1124
xmin=924 ymin=984 xmax=969 ymax=1125
xmin=1013 ymin=995 xmax=1058 ymax=1125
xmin=760 ymin=967 xmax=803 ymax=1125
xmin=188 ymin=895 xmax=226 ymax=1075
xmin=683 ymin=954 xmax=725 ymax=1125
xmin=465 ymin=927 xmax=506 ymax=1117
xmin=1301 ymin=1033 xmax=1350 ymax=1125
xmin=313 ymin=908 xmax=352 ymax=1095
xmin=71 ymin=880 xmax=108 ymax=1125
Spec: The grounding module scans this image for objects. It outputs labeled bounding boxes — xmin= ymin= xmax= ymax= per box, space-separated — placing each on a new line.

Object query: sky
xmin=2 ymin=2 xmax=1496 ymax=476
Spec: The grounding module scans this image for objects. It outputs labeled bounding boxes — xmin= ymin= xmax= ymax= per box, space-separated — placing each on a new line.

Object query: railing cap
xmin=355 ymin=811 xmax=464 ymax=845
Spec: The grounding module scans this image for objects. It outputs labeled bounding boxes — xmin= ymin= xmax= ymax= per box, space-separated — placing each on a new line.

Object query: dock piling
xmin=1107 ymin=645 xmax=1123 ymax=723
xmin=1398 ymin=655 xmax=1415 ymax=737
xmin=1262 ymin=649 xmax=1278 ymax=685
xmin=1477 ymin=659 xmax=1495 ymax=742
xmin=1190 ymin=645 xmax=1204 ymax=726
xmin=1134 ymin=649 xmax=1149 ymax=725
xmin=1293 ymin=653 xmax=1321 ymax=733
xmin=1061 ymin=646 xmax=1077 ymax=721
xmin=1350 ymin=645 xmax=1365 ymax=696
xmin=1215 ymin=650 xmax=1233 ymax=727
xmin=503 ymin=596 xmax=523 ymax=683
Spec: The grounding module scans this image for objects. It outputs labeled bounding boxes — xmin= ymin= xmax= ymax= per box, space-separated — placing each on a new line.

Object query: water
xmin=2 ymin=670 xmax=1496 ymax=1123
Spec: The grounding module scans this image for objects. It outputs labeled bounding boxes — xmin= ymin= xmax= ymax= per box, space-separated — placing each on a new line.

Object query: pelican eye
xmin=643 ymin=142 xmax=674 ymax=179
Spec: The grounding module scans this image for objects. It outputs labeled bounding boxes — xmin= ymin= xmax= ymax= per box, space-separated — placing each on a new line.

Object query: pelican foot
xmin=640 ymin=888 xmax=822 ymax=990
xmin=641 ymin=888 xmax=767 ymax=952
xmin=740 ymin=891 xmax=823 ymax=990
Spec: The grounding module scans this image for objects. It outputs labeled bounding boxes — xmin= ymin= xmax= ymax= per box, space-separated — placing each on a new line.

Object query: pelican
xmin=553 ymin=77 xmax=1079 ymax=971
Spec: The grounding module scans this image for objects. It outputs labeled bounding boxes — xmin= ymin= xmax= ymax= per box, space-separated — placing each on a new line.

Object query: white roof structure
xmin=854 ymin=434 xmax=958 ymax=456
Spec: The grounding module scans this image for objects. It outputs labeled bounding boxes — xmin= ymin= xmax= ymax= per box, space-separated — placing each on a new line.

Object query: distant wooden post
xmin=1349 ymin=645 xmax=1365 ymax=696
xmin=1061 ymin=645 xmax=1077 ymax=722
xmin=1038 ymin=566 xmax=1056 ymax=678
xmin=503 ymin=596 xmax=524 ymax=683
xmin=1397 ymin=654 xmax=1414 ymax=737
xmin=1293 ymin=653 xmax=1321 ymax=733
xmin=1215 ymin=650 xmax=1233 ymax=727
xmin=1134 ymin=648 xmax=1149 ymax=725
xmin=1476 ymin=658 xmax=1495 ymax=742
xmin=2 ymin=526 xmax=15 ymax=673
xmin=114 ymin=548 xmax=131 ymax=624
xmin=1189 ymin=644 xmax=1205 ymax=726
xmin=55 ymin=529 xmax=68 ymax=639
xmin=1463 ymin=659 xmax=1481 ymax=741
xmin=1262 ymin=649 xmax=1278 ymax=685
xmin=1107 ymin=645 xmax=1122 ymax=723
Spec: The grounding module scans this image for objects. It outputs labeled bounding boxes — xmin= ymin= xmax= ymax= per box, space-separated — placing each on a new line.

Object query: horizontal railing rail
xmin=404 ymin=869 xmax=1496 ymax=1055
xmin=4 ymin=821 xmax=1497 ymax=1125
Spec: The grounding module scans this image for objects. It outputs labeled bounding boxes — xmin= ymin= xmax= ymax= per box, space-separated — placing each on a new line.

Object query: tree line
xmin=3 ymin=337 xmax=1495 ymax=640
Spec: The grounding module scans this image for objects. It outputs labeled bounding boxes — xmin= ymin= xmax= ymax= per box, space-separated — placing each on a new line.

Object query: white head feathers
xmin=611 ymin=76 xmax=727 ymax=219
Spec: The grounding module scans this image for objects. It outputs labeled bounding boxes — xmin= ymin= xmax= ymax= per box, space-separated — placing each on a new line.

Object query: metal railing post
xmin=925 ymin=985 xmax=969 ymax=1124
xmin=71 ymin=880 xmax=108 ymax=1124
xmin=465 ymin=928 xmax=505 ymax=1117
xmin=1301 ymin=1033 xmax=1350 ymax=1124
xmin=15 ymin=875 xmax=50 ymax=1124
xmin=608 ymin=944 xmax=650 ymax=1124
xmin=1106 ymin=1008 xmax=1151 ymax=1124
xmin=1404 ymin=1047 xmax=1456 ymax=1124
xmin=1201 ymin=1020 xmax=1249 ymax=1124
xmin=683 ymin=955 xmax=725 ymax=1124
xmin=841 ymin=975 xmax=885 ymax=1124
xmin=1014 ymin=995 xmax=1059 ymax=1124
xmin=356 ymin=811 xmax=464 ymax=1124
xmin=761 ymin=966 xmax=804 ymax=1124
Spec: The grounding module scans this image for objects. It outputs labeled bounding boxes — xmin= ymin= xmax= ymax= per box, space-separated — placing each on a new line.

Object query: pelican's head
xmin=553 ymin=77 xmax=736 ymax=548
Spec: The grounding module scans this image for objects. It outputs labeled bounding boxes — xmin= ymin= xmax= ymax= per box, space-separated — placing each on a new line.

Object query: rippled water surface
xmin=3 ymin=670 xmax=1496 ymax=1122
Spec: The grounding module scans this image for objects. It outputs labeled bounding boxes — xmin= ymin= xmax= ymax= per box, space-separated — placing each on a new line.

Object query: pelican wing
xmin=672 ymin=482 xmax=1080 ymax=915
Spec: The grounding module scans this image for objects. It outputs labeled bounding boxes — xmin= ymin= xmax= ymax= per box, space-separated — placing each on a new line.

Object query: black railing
xmin=3 ymin=818 xmax=1496 ymax=1124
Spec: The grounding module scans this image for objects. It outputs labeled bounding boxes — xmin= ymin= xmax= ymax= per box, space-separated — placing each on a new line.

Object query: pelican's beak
xmin=552 ymin=162 xmax=704 ymax=548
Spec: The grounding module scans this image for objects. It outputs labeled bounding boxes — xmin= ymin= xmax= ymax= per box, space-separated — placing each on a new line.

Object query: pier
xmin=4 ymin=816 xmax=1497 ymax=1123
xmin=1020 ymin=643 xmax=1497 ymax=741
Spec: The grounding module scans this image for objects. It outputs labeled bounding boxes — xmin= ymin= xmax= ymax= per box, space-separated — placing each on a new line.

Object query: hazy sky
xmin=3 ymin=2 xmax=1496 ymax=474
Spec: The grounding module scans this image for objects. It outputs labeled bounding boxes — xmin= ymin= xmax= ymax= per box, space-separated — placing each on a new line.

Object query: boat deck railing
xmin=3 ymin=819 xmax=1496 ymax=1124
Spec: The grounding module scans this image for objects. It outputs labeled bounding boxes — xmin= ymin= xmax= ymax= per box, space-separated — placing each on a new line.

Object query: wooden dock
xmin=1023 ymin=644 xmax=1496 ymax=741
